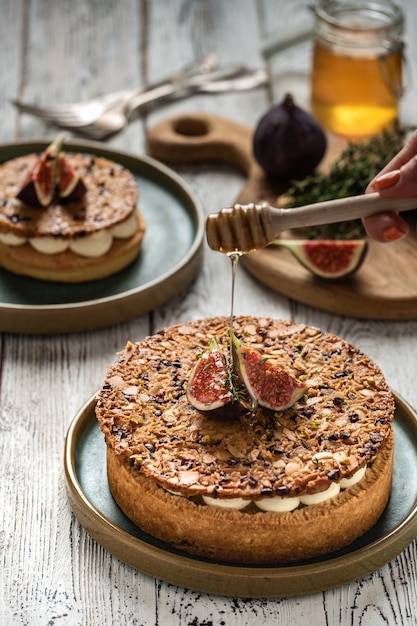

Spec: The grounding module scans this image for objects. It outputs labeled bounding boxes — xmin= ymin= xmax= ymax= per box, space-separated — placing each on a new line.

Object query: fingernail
xmin=374 ymin=170 xmax=401 ymax=190
xmin=383 ymin=225 xmax=407 ymax=241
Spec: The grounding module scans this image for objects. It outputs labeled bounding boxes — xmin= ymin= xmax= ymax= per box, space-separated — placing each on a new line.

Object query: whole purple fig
xmin=253 ymin=93 xmax=327 ymax=181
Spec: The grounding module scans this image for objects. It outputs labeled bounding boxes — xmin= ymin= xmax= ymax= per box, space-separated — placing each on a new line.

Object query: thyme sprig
xmin=283 ymin=124 xmax=410 ymax=240
xmin=224 ymin=350 xmax=246 ymax=404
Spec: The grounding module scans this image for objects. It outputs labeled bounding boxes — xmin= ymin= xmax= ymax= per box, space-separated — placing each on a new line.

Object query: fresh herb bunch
xmin=284 ymin=124 xmax=409 ymax=239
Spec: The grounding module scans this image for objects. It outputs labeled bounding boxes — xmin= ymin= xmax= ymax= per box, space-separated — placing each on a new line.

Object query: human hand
xmin=363 ymin=129 xmax=417 ymax=242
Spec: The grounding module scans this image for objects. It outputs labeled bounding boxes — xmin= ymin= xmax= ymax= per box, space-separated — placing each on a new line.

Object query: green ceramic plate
xmin=0 ymin=139 xmax=204 ymax=333
xmin=64 ymin=392 xmax=417 ymax=598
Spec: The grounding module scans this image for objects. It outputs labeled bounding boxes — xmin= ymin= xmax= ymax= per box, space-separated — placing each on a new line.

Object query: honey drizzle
xmin=228 ymin=251 xmax=241 ymax=328
xmin=227 ymin=251 xmax=258 ymax=413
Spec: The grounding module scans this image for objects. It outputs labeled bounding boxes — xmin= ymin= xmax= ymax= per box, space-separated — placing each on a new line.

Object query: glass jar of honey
xmin=310 ymin=0 xmax=404 ymax=137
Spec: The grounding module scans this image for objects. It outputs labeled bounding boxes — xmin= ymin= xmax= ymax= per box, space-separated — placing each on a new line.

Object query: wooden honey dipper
xmin=205 ymin=193 xmax=417 ymax=253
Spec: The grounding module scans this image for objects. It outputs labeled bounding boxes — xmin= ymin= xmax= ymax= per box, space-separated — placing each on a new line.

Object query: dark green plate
xmin=64 ymin=392 xmax=417 ymax=598
xmin=0 ymin=139 xmax=204 ymax=333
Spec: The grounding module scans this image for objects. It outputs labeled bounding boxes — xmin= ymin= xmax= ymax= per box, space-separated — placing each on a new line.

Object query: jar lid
xmin=312 ymin=0 xmax=404 ymax=48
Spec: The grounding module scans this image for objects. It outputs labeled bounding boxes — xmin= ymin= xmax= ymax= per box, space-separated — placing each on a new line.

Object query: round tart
xmin=95 ymin=316 xmax=395 ymax=565
xmin=0 ymin=152 xmax=145 ymax=282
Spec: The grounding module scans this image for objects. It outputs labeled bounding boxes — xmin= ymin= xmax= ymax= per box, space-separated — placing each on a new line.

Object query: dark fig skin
xmin=16 ymin=179 xmax=44 ymax=208
xmin=59 ymin=178 xmax=87 ymax=204
xmin=57 ymin=153 xmax=87 ymax=203
xmin=253 ymin=93 xmax=327 ymax=181
xmin=194 ymin=401 xmax=249 ymax=420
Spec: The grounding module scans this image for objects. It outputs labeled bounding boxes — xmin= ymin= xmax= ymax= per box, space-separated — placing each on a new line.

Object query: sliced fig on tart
xmin=16 ymin=135 xmax=63 ymax=207
xmin=231 ymin=331 xmax=306 ymax=411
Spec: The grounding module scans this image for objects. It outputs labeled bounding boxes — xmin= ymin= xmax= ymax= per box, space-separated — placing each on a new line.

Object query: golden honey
xmin=310 ymin=0 xmax=404 ymax=138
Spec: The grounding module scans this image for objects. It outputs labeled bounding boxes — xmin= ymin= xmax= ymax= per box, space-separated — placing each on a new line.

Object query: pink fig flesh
xmin=231 ymin=332 xmax=306 ymax=411
xmin=187 ymin=338 xmax=235 ymax=413
xmin=271 ymin=239 xmax=368 ymax=279
xmin=57 ymin=153 xmax=87 ymax=202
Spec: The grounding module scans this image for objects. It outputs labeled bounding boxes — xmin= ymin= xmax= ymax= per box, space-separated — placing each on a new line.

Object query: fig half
xmin=231 ymin=332 xmax=306 ymax=411
xmin=57 ymin=153 xmax=87 ymax=203
xmin=186 ymin=338 xmax=243 ymax=417
xmin=16 ymin=135 xmax=63 ymax=207
xmin=271 ymin=239 xmax=368 ymax=279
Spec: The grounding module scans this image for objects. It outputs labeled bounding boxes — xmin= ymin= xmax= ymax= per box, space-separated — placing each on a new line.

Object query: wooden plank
xmin=1 ymin=0 xmax=417 ymax=624
xmin=0 ymin=0 xmax=25 ymax=141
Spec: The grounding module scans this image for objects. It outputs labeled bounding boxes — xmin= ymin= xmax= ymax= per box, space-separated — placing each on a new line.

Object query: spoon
xmin=205 ymin=194 xmax=417 ymax=253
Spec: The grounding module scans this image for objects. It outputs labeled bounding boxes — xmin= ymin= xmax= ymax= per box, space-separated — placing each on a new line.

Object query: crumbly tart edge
xmin=0 ymin=209 xmax=146 ymax=283
xmin=106 ymin=430 xmax=394 ymax=565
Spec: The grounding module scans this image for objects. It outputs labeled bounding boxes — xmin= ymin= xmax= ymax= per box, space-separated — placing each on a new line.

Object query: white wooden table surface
xmin=1 ymin=1 xmax=417 ymax=624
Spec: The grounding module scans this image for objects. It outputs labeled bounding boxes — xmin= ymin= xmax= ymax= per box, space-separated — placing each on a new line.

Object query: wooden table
xmin=2 ymin=1 xmax=417 ymax=624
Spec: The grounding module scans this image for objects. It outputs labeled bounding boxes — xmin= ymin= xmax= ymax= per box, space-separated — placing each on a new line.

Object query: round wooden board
xmin=64 ymin=393 xmax=417 ymax=598
xmin=147 ymin=113 xmax=417 ymax=319
xmin=240 ymin=229 xmax=417 ymax=319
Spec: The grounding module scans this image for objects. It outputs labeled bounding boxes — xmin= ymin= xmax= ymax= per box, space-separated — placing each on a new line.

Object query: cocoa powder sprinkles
xmin=95 ymin=316 xmax=395 ymax=502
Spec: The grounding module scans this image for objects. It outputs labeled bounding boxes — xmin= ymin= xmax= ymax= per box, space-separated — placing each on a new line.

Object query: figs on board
xmin=16 ymin=135 xmax=63 ymax=207
xmin=253 ymin=93 xmax=327 ymax=181
xmin=57 ymin=152 xmax=87 ymax=202
xmin=186 ymin=338 xmax=243 ymax=417
xmin=231 ymin=332 xmax=306 ymax=412
xmin=271 ymin=239 xmax=368 ymax=279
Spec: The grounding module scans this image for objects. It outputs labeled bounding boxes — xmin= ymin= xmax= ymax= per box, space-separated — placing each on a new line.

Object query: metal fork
xmin=73 ymin=68 xmax=268 ymax=140
xmin=13 ymin=88 xmax=136 ymax=128
xmin=12 ymin=54 xmax=220 ymax=128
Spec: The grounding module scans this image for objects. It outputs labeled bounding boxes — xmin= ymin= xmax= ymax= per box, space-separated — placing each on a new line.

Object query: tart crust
xmin=96 ymin=316 xmax=395 ymax=564
xmin=107 ymin=430 xmax=393 ymax=564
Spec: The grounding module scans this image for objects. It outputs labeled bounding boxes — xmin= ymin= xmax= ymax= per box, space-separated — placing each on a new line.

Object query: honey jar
xmin=310 ymin=0 xmax=404 ymax=137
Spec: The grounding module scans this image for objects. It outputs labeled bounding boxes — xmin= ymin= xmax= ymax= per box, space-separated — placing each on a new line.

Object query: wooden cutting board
xmin=147 ymin=112 xmax=417 ymax=320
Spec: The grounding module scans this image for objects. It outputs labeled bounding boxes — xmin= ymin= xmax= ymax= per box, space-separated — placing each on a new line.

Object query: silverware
xmin=205 ymin=194 xmax=417 ymax=253
xmin=12 ymin=58 xmax=263 ymax=138
xmin=188 ymin=68 xmax=267 ymax=94
xmin=13 ymin=88 xmax=135 ymax=128
xmin=11 ymin=54 xmax=219 ymax=128
xmin=74 ymin=68 xmax=268 ymax=140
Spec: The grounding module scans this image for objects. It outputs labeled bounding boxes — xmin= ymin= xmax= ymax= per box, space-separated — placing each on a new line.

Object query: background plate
xmin=0 ymin=139 xmax=204 ymax=334
xmin=64 ymin=392 xmax=417 ymax=598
